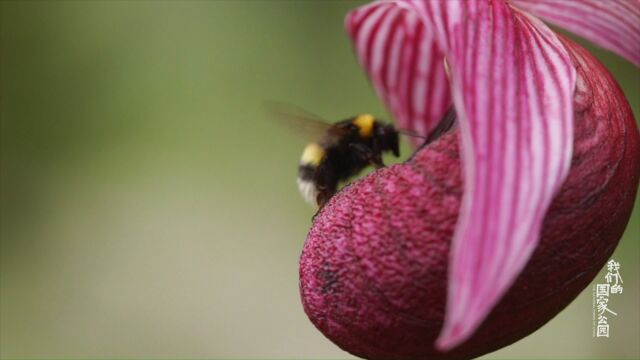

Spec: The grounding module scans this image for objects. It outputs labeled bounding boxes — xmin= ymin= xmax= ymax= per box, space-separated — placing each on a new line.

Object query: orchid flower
xmin=299 ymin=0 xmax=640 ymax=359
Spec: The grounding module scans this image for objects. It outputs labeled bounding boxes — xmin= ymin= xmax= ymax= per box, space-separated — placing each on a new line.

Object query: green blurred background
xmin=0 ymin=1 xmax=638 ymax=358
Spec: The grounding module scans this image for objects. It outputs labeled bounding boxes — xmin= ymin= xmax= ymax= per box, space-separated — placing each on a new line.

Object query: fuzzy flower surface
xmin=299 ymin=0 xmax=640 ymax=358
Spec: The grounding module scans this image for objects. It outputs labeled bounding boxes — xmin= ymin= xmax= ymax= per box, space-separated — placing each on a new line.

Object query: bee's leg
xmin=316 ymin=190 xmax=333 ymax=209
xmin=312 ymin=187 xmax=336 ymax=220
xmin=312 ymin=166 xmax=338 ymax=219
xmin=318 ymin=175 xmax=338 ymax=206
xmin=349 ymin=143 xmax=385 ymax=169
xmin=369 ymin=155 xmax=385 ymax=169
xmin=370 ymin=136 xmax=386 ymax=166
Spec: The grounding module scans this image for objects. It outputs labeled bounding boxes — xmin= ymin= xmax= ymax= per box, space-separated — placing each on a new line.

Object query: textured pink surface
xmin=299 ymin=36 xmax=639 ymax=359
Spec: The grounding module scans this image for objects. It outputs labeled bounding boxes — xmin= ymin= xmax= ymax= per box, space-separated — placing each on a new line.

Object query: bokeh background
xmin=1 ymin=1 xmax=638 ymax=358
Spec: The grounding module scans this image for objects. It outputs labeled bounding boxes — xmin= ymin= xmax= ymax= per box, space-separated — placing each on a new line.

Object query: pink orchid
xmin=299 ymin=0 xmax=640 ymax=359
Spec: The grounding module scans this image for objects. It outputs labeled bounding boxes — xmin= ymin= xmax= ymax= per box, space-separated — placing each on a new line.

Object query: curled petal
xmin=417 ymin=0 xmax=576 ymax=350
xmin=512 ymin=0 xmax=640 ymax=66
xmin=346 ymin=1 xmax=452 ymax=142
xmin=346 ymin=0 xmax=577 ymax=350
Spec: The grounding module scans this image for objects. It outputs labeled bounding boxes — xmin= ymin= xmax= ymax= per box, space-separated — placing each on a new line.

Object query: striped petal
xmin=346 ymin=1 xmax=452 ymax=143
xmin=411 ymin=0 xmax=577 ymax=349
xmin=346 ymin=0 xmax=576 ymax=351
xmin=512 ymin=0 xmax=640 ymax=66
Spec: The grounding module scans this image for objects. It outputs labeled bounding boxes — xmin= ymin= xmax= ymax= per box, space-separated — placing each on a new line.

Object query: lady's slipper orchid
xmin=299 ymin=0 xmax=640 ymax=359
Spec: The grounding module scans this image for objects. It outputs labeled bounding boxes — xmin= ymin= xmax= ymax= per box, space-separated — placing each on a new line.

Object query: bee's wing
xmin=263 ymin=101 xmax=348 ymax=143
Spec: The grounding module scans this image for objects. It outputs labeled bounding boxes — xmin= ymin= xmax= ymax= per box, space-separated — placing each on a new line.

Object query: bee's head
xmin=377 ymin=123 xmax=400 ymax=157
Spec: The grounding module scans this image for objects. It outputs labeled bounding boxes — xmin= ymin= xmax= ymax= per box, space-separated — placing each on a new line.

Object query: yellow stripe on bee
xmin=301 ymin=142 xmax=325 ymax=166
xmin=353 ymin=114 xmax=375 ymax=137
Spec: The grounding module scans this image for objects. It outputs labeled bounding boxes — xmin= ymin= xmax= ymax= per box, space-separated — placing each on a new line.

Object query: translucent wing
xmin=263 ymin=101 xmax=336 ymax=141
xmin=265 ymin=101 xmax=432 ymax=144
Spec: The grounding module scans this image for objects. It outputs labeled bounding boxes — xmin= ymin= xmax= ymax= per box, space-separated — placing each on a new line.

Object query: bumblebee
xmin=267 ymin=103 xmax=402 ymax=208
xmin=267 ymin=102 xmax=456 ymax=209
xmin=297 ymin=114 xmax=401 ymax=207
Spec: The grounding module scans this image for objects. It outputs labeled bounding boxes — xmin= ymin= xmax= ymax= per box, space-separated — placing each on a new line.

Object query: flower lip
xmin=300 ymin=0 xmax=640 ymax=356
xmin=300 ymin=33 xmax=639 ymax=359
xmin=349 ymin=0 xmax=579 ymax=349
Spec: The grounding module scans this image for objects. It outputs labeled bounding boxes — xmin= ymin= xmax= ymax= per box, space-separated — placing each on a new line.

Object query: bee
xmin=298 ymin=114 xmax=401 ymax=208
xmin=267 ymin=102 xmax=453 ymax=209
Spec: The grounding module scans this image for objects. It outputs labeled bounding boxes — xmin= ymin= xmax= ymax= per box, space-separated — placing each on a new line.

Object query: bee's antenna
xmin=397 ymin=128 xmax=428 ymax=139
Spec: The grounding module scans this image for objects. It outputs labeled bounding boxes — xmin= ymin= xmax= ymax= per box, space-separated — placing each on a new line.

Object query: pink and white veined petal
xmin=345 ymin=1 xmax=452 ymax=143
xmin=408 ymin=0 xmax=576 ymax=350
xmin=512 ymin=0 xmax=640 ymax=66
